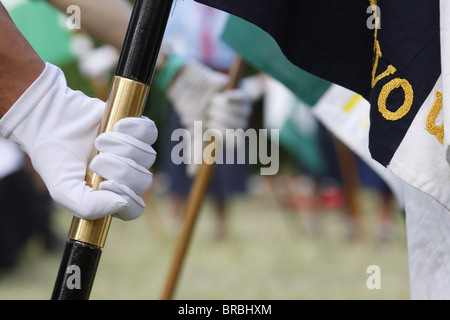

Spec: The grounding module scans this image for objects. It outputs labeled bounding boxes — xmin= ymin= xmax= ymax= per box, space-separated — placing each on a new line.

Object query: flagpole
xmin=161 ymin=56 xmax=247 ymax=300
xmin=51 ymin=0 xmax=173 ymax=300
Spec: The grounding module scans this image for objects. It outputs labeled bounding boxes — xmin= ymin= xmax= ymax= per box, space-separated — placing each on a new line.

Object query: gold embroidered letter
xmin=371 ymin=41 xmax=397 ymax=88
xmin=426 ymin=91 xmax=444 ymax=144
xmin=378 ymin=78 xmax=414 ymax=121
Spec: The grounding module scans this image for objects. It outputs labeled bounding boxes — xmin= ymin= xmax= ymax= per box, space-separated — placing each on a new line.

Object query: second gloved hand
xmin=167 ymin=60 xmax=228 ymax=131
xmin=204 ymin=74 xmax=265 ymax=149
xmin=166 ymin=60 xmax=228 ymax=177
xmin=205 ymin=88 xmax=253 ymax=134
xmin=205 ymin=74 xmax=265 ymax=135
xmin=0 ymin=63 xmax=157 ymax=221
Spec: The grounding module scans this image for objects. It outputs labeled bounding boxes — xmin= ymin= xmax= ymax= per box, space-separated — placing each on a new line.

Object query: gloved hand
xmin=205 ymin=88 xmax=253 ymax=134
xmin=205 ymin=74 xmax=265 ymax=145
xmin=0 ymin=63 xmax=157 ymax=221
xmin=167 ymin=60 xmax=228 ymax=177
xmin=167 ymin=60 xmax=228 ymax=131
xmin=184 ymin=75 xmax=264 ymax=177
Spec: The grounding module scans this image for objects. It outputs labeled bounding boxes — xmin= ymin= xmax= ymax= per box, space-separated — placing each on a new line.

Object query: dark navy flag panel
xmin=195 ymin=0 xmax=441 ymax=167
xmin=195 ymin=0 xmax=373 ymax=99
xmin=367 ymin=1 xmax=440 ymax=166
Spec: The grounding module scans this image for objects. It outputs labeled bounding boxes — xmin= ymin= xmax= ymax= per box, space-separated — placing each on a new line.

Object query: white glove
xmin=205 ymin=74 xmax=265 ymax=134
xmin=0 ymin=63 xmax=157 ymax=221
xmin=205 ymin=89 xmax=253 ymax=133
xmin=167 ymin=60 xmax=228 ymax=131
xmin=167 ymin=61 xmax=228 ymax=177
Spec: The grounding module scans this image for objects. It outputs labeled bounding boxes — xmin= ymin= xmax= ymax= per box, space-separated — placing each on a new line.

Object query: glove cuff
xmin=167 ymin=60 xmax=227 ymax=103
xmin=0 ymin=62 xmax=59 ymax=138
xmin=0 ymin=62 xmax=104 ymax=159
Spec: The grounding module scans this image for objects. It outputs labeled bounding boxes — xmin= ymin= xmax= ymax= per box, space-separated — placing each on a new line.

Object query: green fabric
xmin=221 ymin=15 xmax=331 ymax=106
xmin=153 ymin=53 xmax=185 ymax=91
xmin=279 ymin=106 xmax=326 ymax=177
xmin=222 ymin=15 xmax=328 ymax=176
xmin=7 ymin=1 xmax=75 ymax=66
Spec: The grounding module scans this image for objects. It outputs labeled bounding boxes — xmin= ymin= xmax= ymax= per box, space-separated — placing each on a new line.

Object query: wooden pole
xmin=161 ymin=56 xmax=247 ymax=300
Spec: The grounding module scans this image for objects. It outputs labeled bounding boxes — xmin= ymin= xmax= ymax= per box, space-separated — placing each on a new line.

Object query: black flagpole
xmin=51 ymin=0 xmax=173 ymax=300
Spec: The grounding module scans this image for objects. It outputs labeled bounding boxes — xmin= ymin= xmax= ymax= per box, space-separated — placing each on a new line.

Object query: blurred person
xmin=356 ymin=156 xmax=401 ymax=244
xmin=0 ymin=137 xmax=61 ymax=269
xmin=262 ymin=75 xmax=352 ymax=236
xmin=153 ymin=1 xmax=261 ymax=239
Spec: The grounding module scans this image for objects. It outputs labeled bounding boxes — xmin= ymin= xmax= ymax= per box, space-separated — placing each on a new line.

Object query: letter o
xmin=378 ymin=78 xmax=414 ymax=121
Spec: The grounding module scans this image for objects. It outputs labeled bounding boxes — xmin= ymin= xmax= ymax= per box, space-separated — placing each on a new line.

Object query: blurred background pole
xmin=161 ymin=56 xmax=247 ymax=300
xmin=333 ymin=139 xmax=365 ymax=240
xmin=51 ymin=0 xmax=173 ymax=300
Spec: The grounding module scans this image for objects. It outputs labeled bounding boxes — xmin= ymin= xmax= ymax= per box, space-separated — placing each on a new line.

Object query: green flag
xmin=279 ymin=100 xmax=326 ymax=177
xmin=222 ymin=15 xmax=328 ymax=176
xmin=5 ymin=0 xmax=76 ymax=66
xmin=221 ymin=15 xmax=331 ymax=106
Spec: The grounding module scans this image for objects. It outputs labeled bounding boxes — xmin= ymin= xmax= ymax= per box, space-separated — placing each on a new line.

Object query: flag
xmin=4 ymin=0 xmax=76 ymax=66
xmin=311 ymin=85 xmax=405 ymax=207
xmin=202 ymin=0 xmax=450 ymax=212
xmin=263 ymin=76 xmax=327 ymax=177
xmin=221 ymin=15 xmax=331 ymax=106
xmin=198 ymin=0 xmax=374 ymax=98
xmin=220 ymin=12 xmax=405 ymax=206
xmin=206 ymin=0 xmax=450 ymax=298
xmin=221 ymin=15 xmax=329 ymax=176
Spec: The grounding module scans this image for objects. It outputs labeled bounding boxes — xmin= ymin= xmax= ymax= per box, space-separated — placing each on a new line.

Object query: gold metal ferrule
xmin=68 ymin=76 xmax=150 ymax=248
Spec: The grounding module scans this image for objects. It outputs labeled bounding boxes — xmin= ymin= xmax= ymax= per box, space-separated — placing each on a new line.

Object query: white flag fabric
xmin=312 ymin=79 xmax=450 ymax=299
xmin=199 ymin=0 xmax=450 ymax=299
xmin=312 ymin=85 xmax=405 ymax=208
xmin=399 ymin=0 xmax=450 ymax=299
xmin=405 ymin=183 xmax=450 ymax=300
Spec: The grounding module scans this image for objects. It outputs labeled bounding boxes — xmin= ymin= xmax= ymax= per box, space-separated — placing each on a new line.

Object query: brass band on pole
xmin=68 ymin=76 xmax=150 ymax=248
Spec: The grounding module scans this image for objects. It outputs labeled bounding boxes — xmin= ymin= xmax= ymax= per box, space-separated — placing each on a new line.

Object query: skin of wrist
xmin=0 ymin=3 xmax=45 ymax=118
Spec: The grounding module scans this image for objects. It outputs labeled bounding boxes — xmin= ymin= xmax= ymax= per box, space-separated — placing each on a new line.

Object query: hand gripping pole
xmin=51 ymin=0 xmax=174 ymax=300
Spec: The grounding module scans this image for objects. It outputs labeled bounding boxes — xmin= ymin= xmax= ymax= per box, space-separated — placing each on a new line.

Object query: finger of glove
xmin=178 ymin=61 xmax=228 ymax=94
xmin=113 ymin=116 xmax=158 ymax=146
xmin=208 ymin=102 xmax=252 ymax=124
xmin=99 ymin=180 xmax=145 ymax=221
xmin=205 ymin=119 xmax=248 ymax=136
xmin=30 ymin=140 xmax=129 ymax=220
xmin=95 ymin=131 xmax=157 ymax=169
xmin=90 ymin=153 xmax=153 ymax=196
xmin=209 ymin=91 xmax=253 ymax=118
xmin=169 ymin=62 xmax=227 ymax=127
xmin=220 ymin=89 xmax=253 ymax=106
xmin=206 ymin=109 xmax=249 ymax=130
xmin=69 ymin=187 xmax=129 ymax=220
xmin=240 ymin=74 xmax=266 ymax=101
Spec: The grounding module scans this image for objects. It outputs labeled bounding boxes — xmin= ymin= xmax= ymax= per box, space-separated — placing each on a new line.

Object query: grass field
xmin=0 ymin=176 xmax=410 ymax=300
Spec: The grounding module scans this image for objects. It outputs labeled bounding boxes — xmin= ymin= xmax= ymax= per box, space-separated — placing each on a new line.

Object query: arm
xmin=48 ymin=0 xmax=172 ymax=71
xmin=0 ymin=2 xmax=157 ymax=221
xmin=47 ymin=0 xmax=132 ymax=51
xmin=0 ymin=3 xmax=45 ymax=118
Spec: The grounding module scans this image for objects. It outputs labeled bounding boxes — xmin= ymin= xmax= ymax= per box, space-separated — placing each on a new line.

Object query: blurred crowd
xmin=0 ymin=0 xmax=404 ymax=274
